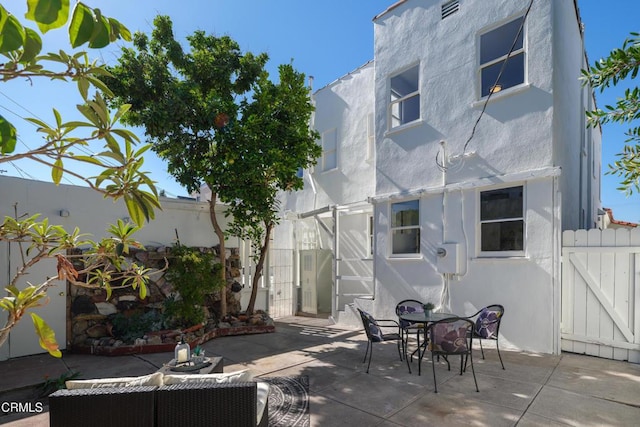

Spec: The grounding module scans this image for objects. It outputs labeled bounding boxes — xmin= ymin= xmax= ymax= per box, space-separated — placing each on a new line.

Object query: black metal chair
xmin=426 ymin=317 xmax=478 ymax=393
xmin=357 ymin=308 xmax=409 ymax=374
xmin=466 ymin=304 xmax=505 ymax=369
xmin=395 ymin=299 xmax=424 ymax=361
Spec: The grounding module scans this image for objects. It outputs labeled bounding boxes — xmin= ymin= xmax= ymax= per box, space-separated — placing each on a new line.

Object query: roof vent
xmin=441 ymin=0 xmax=460 ymax=19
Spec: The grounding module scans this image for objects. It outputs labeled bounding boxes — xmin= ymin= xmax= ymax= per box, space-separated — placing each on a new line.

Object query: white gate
xmin=561 ymin=229 xmax=640 ymax=362
xmin=269 ymin=249 xmax=294 ymax=318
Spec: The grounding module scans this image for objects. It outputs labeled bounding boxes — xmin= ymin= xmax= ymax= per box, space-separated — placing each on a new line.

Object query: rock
xmin=134 ymin=338 xmax=147 ymax=346
xmin=135 ymin=251 xmax=149 ymax=263
xmin=249 ymin=316 xmax=265 ymax=326
xmin=98 ymin=337 xmax=113 ymax=346
xmin=112 ymin=340 xmax=124 ymax=347
xmin=118 ymin=295 xmax=137 ymax=302
xmin=86 ymin=324 xmax=109 ymax=338
xmin=72 ymin=320 xmax=89 ymax=335
xmin=71 ymin=295 xmax=97 ymax=316
xmin=218 ymin=322 xmax=231 ymax=328
xmin=146 ymin=335 xmax=163 ymax=345
xmin=73 ymin=334 xmax=88 ymax=346
xmin=146 ymin=268 xmax=165 ymax=282
xmin=95 ymin=302 xmax=118 ymax=316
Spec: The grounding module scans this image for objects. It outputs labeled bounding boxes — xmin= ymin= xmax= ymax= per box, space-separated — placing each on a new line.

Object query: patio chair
xmin=395 ymin=299 xmax=424 ymax=360
xmin=357 ymin=308 xmax=409 ymax=374
xmin=466 ymin=304 xmax=505 ymax=369
xmin=426 ymin=317 xmax=478 ymax=393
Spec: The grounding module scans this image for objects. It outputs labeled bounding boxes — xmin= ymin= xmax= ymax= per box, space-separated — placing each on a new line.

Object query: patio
xmin=1 ymin=316 xmax=639 ymax=426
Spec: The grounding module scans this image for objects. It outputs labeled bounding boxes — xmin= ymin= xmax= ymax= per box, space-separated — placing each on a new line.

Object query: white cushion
xmin=65 ymin=372 xmax=163 ymax=390
xmin=162 ymin=369 xmax=254 ymax=386
xmin=256 ymin=381 xmax=270 ymax=425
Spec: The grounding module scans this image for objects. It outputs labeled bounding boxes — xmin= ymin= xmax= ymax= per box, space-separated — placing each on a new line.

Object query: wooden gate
xmin=561 ymin=229 xmax=640 ymax=362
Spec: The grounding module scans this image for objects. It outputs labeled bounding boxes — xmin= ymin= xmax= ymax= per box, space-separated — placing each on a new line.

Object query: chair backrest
xmin=427 ymin=317 xmax=474 ymax=356
xmin=395 ymin=299 xmax=424 ymax=328
xmin=474 ymin=304 xmax=504 ymax=340
xmin=357 ymin=309 xmax=384 ymax=342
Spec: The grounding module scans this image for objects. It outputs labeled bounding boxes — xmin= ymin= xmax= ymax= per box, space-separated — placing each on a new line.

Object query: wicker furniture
xmin=157 ymin=381 xmax=267 ymax=427
xmin=49 ymin=380 xmax=268 ymax=427
xmin=49 ymin=386 xmax=156 ymax=427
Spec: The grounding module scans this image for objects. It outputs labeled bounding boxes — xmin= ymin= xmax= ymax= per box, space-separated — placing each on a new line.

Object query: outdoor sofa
xmin=48 ymin=370 xmax=269 ymax=427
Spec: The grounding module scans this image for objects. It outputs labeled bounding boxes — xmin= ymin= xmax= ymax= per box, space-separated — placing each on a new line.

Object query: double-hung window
xmin=479 ymin=186 xmax=524 ymax=254
xmin=480 ymin=16 xmax=525 ymax=97
xmin=389 ymin=64 xmax=420 ymax=129
xmin=321 ymin=128 xmax=337 ymax=171
xmin=390 ymin=200 xmax=420 ymax=255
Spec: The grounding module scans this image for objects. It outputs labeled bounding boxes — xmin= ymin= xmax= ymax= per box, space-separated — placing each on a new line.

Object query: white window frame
xmin=478 ymin=16 xmax=526 ymax=98
xmin=388 ymin=64 xmax=420 ymax=130
xmin=477 ymin=184 xmax=525 ymax=257
xmin=321 ymin=128 xmax=337 ymax=172
xmin=389 ymin=199 xmax=421 ymax=258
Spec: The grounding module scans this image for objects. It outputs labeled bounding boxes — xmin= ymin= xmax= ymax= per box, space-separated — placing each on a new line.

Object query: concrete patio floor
xmin=1 ymin=316 xmax=639 ymax=426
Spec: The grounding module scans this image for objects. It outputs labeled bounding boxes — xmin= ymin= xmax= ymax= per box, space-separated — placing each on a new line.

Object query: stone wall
xmin=68 ymin=245 xmax=265 ymax=352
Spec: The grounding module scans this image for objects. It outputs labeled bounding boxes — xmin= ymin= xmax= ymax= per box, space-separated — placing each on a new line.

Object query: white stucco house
xmin=275 ymin=0 xmax=601 ymax=355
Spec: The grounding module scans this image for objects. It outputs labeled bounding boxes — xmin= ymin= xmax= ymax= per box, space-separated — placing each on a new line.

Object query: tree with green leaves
xmin=227 ymin=64 xmax=320 ymax=314
xmin=0 ymin=1 xmax=161 ymax=356
xmin=105 ymin=15 xmax=320 ymax=317
xmin=582 ymin=31 xmax=640 ymax=195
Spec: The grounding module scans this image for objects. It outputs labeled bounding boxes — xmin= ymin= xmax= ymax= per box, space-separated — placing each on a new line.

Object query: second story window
xmin=389 ymin=64 xmax=420 ymax=129
xmin=321 ymin=128 xmax=337 ymax=171
xmin=480 ymin=16 xmax=525 ymax=97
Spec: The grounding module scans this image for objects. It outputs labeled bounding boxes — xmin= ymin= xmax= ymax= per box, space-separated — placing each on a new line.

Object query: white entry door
xmin=3 ymin=243 xmax=67 ymax=358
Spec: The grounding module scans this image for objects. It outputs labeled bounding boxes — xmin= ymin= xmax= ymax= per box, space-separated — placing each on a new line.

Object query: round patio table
xmin=398 ymin=312 xmax=460 ymax=375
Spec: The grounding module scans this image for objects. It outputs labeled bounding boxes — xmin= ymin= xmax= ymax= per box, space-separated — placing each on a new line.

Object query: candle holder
xmin=174 ymin=334 xmax=191 ymax=364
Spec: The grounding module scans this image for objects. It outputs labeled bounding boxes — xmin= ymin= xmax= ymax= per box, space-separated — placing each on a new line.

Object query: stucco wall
xmin=0 ymin=175 xmax=234 ymax=359
xmin=368 ymin=0 xmax=598 ymax=354
xmin=374 ymin=0 xmax=557 ymax=195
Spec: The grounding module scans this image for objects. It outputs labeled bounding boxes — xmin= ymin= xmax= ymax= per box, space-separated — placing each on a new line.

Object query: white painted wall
xmin=369 ymin=0 xmax=600 ymax=354
xmin=0 ymin=175 xmax=239 ymax=359
xmin=273 ymin=62 xmax=377 ymax=316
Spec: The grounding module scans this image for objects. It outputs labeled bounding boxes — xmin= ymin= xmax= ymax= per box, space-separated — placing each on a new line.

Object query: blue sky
xmin=1 ymin=0 xmax=638 ymax=222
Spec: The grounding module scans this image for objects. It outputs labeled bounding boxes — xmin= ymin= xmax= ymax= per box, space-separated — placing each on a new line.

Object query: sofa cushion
xmin=162 ymin=369 xmax=254 ymax=386
xmin=256 ymin=381 xmax=270 ymax=426
xmin=65 ymin=372 xmax=163 ymax=390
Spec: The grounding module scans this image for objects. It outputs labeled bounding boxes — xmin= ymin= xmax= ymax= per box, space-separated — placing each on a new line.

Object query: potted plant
xmin=423 ymin=302 xmax=435 ymax=317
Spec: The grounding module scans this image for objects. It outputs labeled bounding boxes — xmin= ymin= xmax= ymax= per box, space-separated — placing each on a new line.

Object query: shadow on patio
xmin=1 ymin=316 xmax=639 ymax=426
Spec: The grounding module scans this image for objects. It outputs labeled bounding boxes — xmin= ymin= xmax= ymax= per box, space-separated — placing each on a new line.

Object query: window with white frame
xmin=479 ymin=186 xmax=524 ymax=253
xmin=321 ymin=128 xmax=337 ymax=171
xmin=389 ymin=64 xmax=420 ymax=129
xmin=480 ymin=16 xmax=525 ymax=97
xmin=390 ymin=200 xmax=420 ymax=255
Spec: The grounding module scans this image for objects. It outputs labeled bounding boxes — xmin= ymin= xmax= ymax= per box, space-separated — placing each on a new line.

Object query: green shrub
xmin=164 ymin=244 xmax=224 ymax=327
xmin=110 ymin=310 xmax=167 ymax=343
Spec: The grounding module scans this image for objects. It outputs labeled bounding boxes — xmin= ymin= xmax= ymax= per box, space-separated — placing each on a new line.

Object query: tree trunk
xmin=246 ymin=222 xmax=273 ymax=315
xmin=208 ymin=194 xmax=227 ymax=318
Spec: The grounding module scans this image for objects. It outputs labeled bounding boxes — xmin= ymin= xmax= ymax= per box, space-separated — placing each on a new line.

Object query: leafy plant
xmin=110 ymin=310 xmax=167 ymax=344
xmin=164 ymin=244 xmax=224 ymax=327
xmin=0 ymin=0 xmax=161 ymax=355
xmin=423 ymin=302 xmax=436 ymax=311
xmin=38 ymin=371 xmax=81 ymax=397
xmin=582 ymin=32 xmax=640 ymax=194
